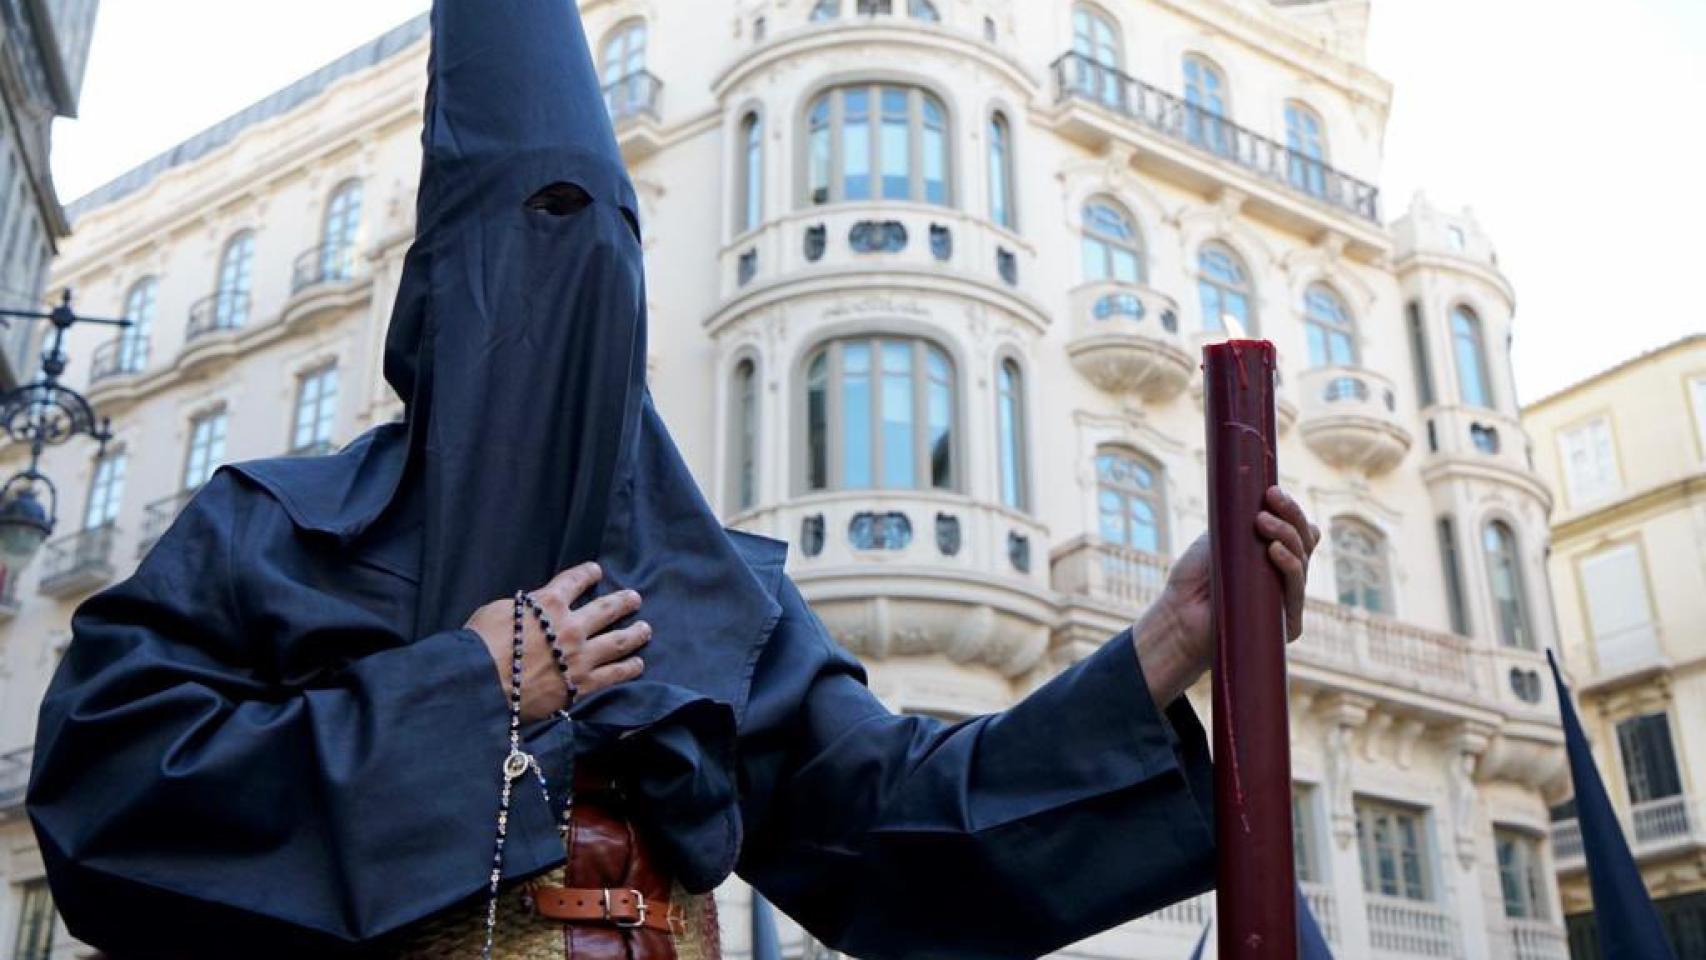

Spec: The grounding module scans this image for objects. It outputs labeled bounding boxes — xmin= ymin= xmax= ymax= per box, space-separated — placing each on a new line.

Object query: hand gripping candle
xmin=1203 ymin=339 xmax=1298 ymax=959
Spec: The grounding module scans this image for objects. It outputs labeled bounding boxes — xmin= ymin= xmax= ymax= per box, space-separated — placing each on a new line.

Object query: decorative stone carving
xmin=934 ymin=512 xmax=961 ymax=556
xmin=1448 ymin=724 xmax=1493 ymax=869
xmin=929 ymin=222 xmax=952 ymax=261
xmin=801 ymin=514 xmax=825 ymax=557
xmin=1321 ymin=694 xmax=1373 ymax=849
xmin=849 ymin=511 xmax=912 ymax=551
xmin=803 ymin=223 xmax=826 ymax=262
xmin=849 ymin=220 xmax=907 ymax=254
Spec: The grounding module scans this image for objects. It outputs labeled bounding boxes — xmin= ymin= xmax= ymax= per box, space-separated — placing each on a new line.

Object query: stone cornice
xmin=1550 ymin=471 xmax=1706 ymax=544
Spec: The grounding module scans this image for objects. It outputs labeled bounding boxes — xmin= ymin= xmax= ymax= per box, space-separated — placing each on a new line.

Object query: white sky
xmin=51 ymin=1 xmax=1706 ymax=403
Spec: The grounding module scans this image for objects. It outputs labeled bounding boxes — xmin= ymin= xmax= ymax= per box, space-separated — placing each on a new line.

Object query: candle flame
xmin=1223 ymin=312 xmax=1250 ymax=340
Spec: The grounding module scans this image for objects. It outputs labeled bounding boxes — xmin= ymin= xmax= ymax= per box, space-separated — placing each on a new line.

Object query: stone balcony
xmin=1297 ymin=366 xmax=1413 ymax=476
xmin=285 ymin=244 xmax=372 ymax=333
xmin=1552 ymin=793 xmax=1706 ymax=873
xmin=733 ymin=490 xmax=1054 ymax=713
xmin=37 ymin=524 xmax=119 ymax=598
xmin=179 ymin=291 xmax=251 ymax=374
xmin=138 ymin=489 xmax=199 ymax=558
xmin=1065 ymin=281 xmax=1193 ymax=401
xmin=1366 ymin=894 xmax=1458 ymax=958
xmin=1506 ymin=918 xmax=1570 ymax=960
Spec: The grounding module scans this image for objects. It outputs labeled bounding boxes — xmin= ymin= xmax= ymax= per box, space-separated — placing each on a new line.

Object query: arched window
xmin=215 ymin=231 xmax=255 ymax=328
xmin=1284 ymin=101 xmax=1327 ymax=197
xmin=1197 ymin=242 xmax=1252 ymax=334
xmin=731 ymin=358 xmax=759 ymax=510
xmin=803 ymin=84 xmax=952 ymax=207
xmin=320 ymin=180 xmax=363 ymax=281
xmin=1332 ymin=517 xmax=1392 ymax=614
xmin=83 ymin=451 xmax=126 ymax=530
xmin=118 ymin=277 xmax=157 ymax=372
xmin=1071 ymin=4 xmax=1123 ymax=106
xmin=601 ymin=20 xmax=649 ymax=118
xmin=908 ymin=0 xmax=939 ymax=21
xmin=811 ymin=0 xmax=840 ymax=20
xmin=996 ymin=358 xmax=1027 ymax=510
xmin=1483 ymin=521 xmax=1533 ymax=649
xmin=1451 ymin=306 xmax=1493 ymax=408
xmin=1183 ymin=55 xmax=1231 ymax=156
xmin=739 ymin=112 xmax=763 ymax=233
xmin=1303 ymin=283 xmax=1356 ymax=368
xmin=1081 ymin=197 xmax=1143 ymax=284
xmin=988 ymin=111 xmax=1015 ymax=229
xmin=1096 ymin=448 xmax=1167 ymax=555
xmin=804 ymin=337 xmax=955 ymax=491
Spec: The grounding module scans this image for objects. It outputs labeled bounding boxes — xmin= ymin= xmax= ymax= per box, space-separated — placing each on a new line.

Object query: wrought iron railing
xmin=291 ymin=243 xmax=359 ymax=294
xmin=90 ymin=335 xmax=149 ymax=384
xmin=1050 ymin=51 xmax=1381 ymax=224
xmin=186 ymin=291 xmax=252 ymax=341
xmin=139 ymin=489 xmax=199 ymax=556
xmin=603 ymin=70 xmax=661 ymax=124
xmin=38 ymin=524 xmax=118 ymax=593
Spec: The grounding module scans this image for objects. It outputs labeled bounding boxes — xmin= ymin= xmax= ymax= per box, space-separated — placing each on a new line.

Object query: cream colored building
xmin=1523 ymin=334 xmax=1706 ymax=956
xmin=0 ymin=2 xmax=1575 ymax=958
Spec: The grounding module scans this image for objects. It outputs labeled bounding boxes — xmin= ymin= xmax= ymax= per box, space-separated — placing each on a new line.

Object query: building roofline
xmin=1522 ymin=333 xmax=1706 ymax=414
xmin=65 ymin=12 xmax=429 ymax=223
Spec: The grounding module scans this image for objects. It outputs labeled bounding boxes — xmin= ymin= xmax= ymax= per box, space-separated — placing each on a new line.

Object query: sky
xmin=50 ymin=1 xmax=1706 ymax=404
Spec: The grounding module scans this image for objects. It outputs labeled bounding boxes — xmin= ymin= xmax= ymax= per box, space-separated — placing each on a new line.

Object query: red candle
xmin=1203 ymin=340 xmax=1297 ymax=959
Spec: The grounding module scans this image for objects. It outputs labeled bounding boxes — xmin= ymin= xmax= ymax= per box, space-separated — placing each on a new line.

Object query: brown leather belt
xmin=529 ymin=884 xmax=675 ymax=935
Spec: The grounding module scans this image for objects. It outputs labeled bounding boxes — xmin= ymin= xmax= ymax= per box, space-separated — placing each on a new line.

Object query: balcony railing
xmin=0 ymin=746 xmax=30 ymax=819
xmin=90 ymin=335 xmax=149 ymax=384
xmin=603 ymin=70 xmax=661 ymax=124
xmin=139 ymin=489 xmax=199 ymax=557
xmin=1050 ymin=51 xmax=1381 ymax=224
xmin=1508 ymin=918 xmax=1569 ymax=960
xmin=186 ymin=291 xmax=252 ymax=341
xmin=291 ymin=243 xmax=360 ymax=294
xmin=1301 ymin=882 xmax=1339 ymax=943
xmin=288 ymin=439 xmax=336 ymax=458
xmin=37 ymin=524 xmax=118 ymax=597
xmin=1365 ymin=895 xmax=1458 ymax=957
xmin=1553 ymin=793 xmax=1706 ymax=868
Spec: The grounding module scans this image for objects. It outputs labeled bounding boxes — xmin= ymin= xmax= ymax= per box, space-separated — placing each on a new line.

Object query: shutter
xmin=1580 ymin=545 xmax=1658 ymax=672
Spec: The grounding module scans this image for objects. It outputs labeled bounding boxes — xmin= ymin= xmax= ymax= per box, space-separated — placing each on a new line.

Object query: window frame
xmin=1283 ymin=100 xmax=1328 ymax=197
xmin=738 ymin=110 xmax=764 ymax=234
xmin=1080 ymin=196 xmax=1144 ymax=285
xmin=1617 ymin=712 xmax=1684 ymax=804
xmin=801 ymin=336 xmax=959 ymax=494
xmin=987 ymin=110 xmax=1015 ymax=230
xmin=291 ymin=364 xmax=339 ymax=454
xmin=1482 ymin=519 xmax=1534 ymax=650
xmin=995 ymin=355 xmax=1028 ymax=512
xmin=320 ymin=179 xmax=364 ymax=281
xmin=1070 ymin=3 xmax=1124 ymax=106
xmin=1303 ymin=282 xmax=1358 ymax=368
xmin=12 ymin=878 xmax=55 ymax=960
xmin=1196 ymin=240 xmax=1253 ymax=334
xmin=1331 ymin=515 xmax=1393 ymax=616
xmin=119 ymin=276 xmax=158 ymax=372
xmin=1094 ymin=445 xmax=1168 ymax=556
xmin=730 ymin=356 xmax=760 ymax=511
xmin=1450 ymin=305 xmax=1494 ymax=409
xmin=802 ymin=83 xmax=954 ymax=209
xmin=1494 ymin=827 xmax=1551 ymax=921
xmin=82 ymin=451 xmax=126 ymax=531
xmin=182 ymin=409 xmax=229 ymax=492
xmin=1557 ymin=414 xmax=1621 ymax=508
xmin=1182 ymin=53 xmax=1232 ymax=155
xmin=600 ymin=19 xmax=648 ymax=86
xmin=1355 ymin=797 xmax=1435 ymax=903
xmin=215 ymin=230 xmax=256 ymax=328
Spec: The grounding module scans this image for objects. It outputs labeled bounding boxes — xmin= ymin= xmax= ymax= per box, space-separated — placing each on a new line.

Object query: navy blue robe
xmin=29 ymin=442 xmax=1215 ymax=958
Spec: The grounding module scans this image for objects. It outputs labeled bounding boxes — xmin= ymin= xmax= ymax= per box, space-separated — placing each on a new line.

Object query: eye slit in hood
xmin=525 ymin=181 xmax=594 ymax=217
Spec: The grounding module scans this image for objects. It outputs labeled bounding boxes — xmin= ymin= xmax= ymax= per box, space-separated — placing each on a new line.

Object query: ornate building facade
xmin=0 ymin=2 xmax=1572 ymax=957
xmin=1523 ymin=334 xmax=1706 ymax=959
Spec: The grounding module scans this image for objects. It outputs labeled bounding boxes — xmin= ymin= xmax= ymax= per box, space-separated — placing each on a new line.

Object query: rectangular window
xmin=1293 ymin=785 xmax=1320 ymax=883
xmin=292 ymin=365 xmax=339 ymax=454
xmin=83 ymin=453 xmax=127 ymax=530
xmin=1617 ymin=713 xmax=1682 ymax=804
xmin=879 ymin=341 xmax=914 ymax=488
xmin=843 ymin=89 xmax=870 ymax=201
xmin=1580 ymin=544 xmax=1659 ymax=673
xmin=1406 ymin=301 xmax=1435 ymax=408
xmin=879 ymin=88 xmax=910 ymax=200
xmin=1356 ymin=798 xmax=1433 ymax=901
xmin=1494 ymin=828 xmax=1549 ymax=920
xmin=12 ymin=879 xmax=55 ymax=960
xmin=1437 ymin=515 xmax=1470 ymax=635
xmin=842 ymin=343 xmax=872 ymax=488
xmin=183 ymin=410 xmax=228 ymax=491
xmin=1558 ymin=416 xmax=1620 ymax=507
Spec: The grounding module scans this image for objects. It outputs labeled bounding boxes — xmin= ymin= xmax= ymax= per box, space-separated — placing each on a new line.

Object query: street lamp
xmin=0 ymin=290 xmax=128 ymax=568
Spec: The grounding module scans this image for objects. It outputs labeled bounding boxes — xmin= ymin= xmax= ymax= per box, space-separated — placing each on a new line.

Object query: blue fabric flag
xmin=1184 ymin=889 xmax=1334 ymax=959
xmin=751 ymin=892 xmax=783 ymax=960
xmin=1547 ymin=649 xmax=1678 ymax=960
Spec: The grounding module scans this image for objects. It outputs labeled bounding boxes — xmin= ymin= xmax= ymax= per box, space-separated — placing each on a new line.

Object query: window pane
xmin=881 ymin=340 xmax=914 ymax=488
xmin=843 ymin=89 xmax=871 ymax=201
xmin=14 ymin=880 xmax=55 ymax=960
xmin=1081 ymin=235 xmax=1108 ymax=281
xmin=989 ymin=115 xmax=1011 ymax=228
xmin=843 ymin=343 xmax=872 ymax=487
xmin=743 ymin=115 xmax=763 ymax=231
xmin=880 ymin=88 xmax=910 ymax=199
xmin=807 ymin=352 xmax=829 ymax=488
xmin=922 ymin=96 xmax=946 ymax=205
xmin=998 ymin=361 xmax=1022 ymax=508
xmin=1112 ymin=248 xmax=1140 ymax=284
xmin=1452 ymin=309 xmax=1490 ymax=407
xmin=809 ymin=99 xmax=832 ymax=205
xmin=927 ymin=348 xmax=952 ymax=489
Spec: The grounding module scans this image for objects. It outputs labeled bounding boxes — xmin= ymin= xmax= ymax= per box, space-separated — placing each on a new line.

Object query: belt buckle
xmin=603 ymin=887 xmax=647 ymax=929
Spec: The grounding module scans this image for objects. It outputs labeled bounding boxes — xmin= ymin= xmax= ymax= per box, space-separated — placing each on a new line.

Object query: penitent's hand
xmin=466 ymin=562 xmax=650 ymax=724
xmin=1133 ymin=486 xmax=1319 ymax=708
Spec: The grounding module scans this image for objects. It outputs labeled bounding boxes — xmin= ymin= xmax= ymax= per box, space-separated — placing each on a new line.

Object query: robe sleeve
xmin=27 ymin=473 xmax=571 ymax=957
xmin=737 ymin=578 xmax=1215 ymax=960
